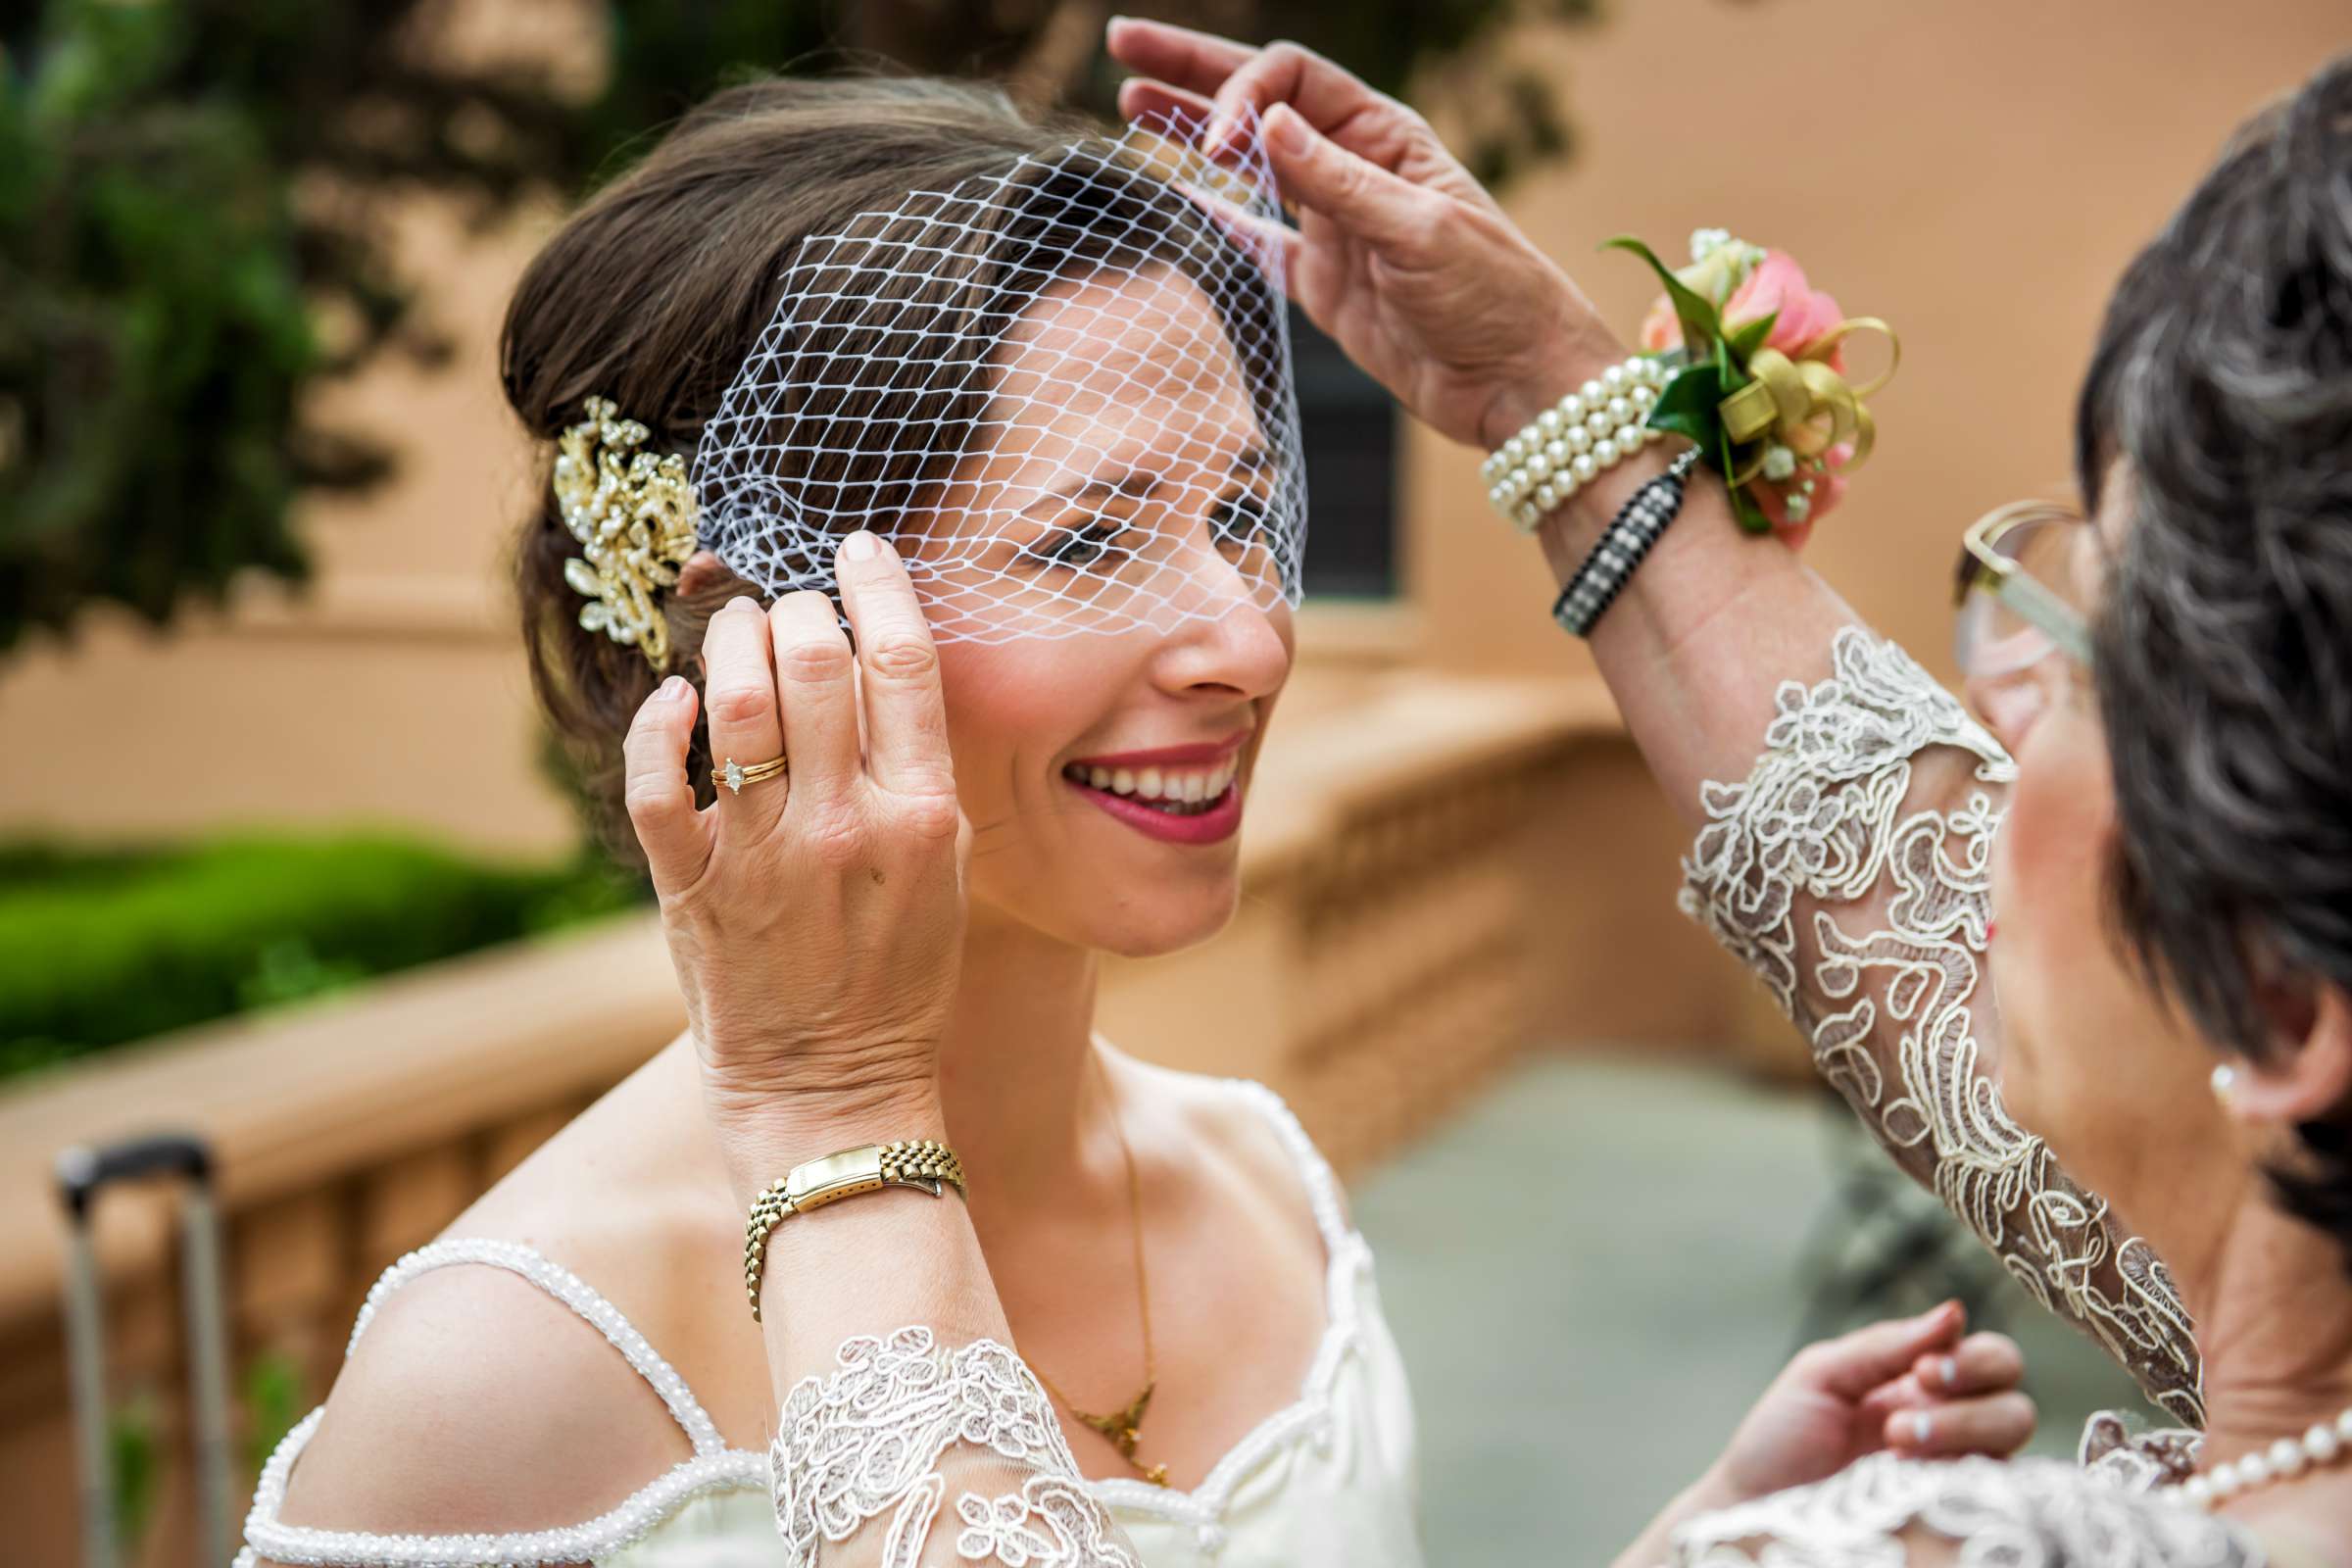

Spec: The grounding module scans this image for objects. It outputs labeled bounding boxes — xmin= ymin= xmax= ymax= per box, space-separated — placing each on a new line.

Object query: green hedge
xmin=0 ymin=834 xmax=647 ymax=1081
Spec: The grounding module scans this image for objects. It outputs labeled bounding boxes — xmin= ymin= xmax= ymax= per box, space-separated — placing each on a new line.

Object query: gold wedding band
xmin=714 ymin=755 xmax=789 ymax=796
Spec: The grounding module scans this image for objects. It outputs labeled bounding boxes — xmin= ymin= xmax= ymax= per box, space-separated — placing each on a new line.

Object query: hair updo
xmin=2082 ymin=55 xmax=2352 ymax=1268
xmin=503 ymin=75 xmax=1281 ymax=864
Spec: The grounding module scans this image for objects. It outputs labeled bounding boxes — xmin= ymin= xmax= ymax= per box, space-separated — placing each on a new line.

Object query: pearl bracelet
xmin=1481 ymin=356 xmax=1669 ymax=533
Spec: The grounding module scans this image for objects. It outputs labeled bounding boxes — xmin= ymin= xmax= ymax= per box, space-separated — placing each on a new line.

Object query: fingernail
xmin=1261 ymin=103 xmax=1300 ymax=154
xmin=725 ymin=594 xmax=760 ymax=613
xmin=656 ymin=675 xmax=688 ymax=701
xmin=1906 ymin=1412 xmax=1933 ymax=1446
xmin=841 ymin=530 xmax=878 ymax=562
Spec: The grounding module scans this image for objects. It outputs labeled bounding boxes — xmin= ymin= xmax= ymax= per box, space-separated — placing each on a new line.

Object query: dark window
xmin=1290 ymin=305 xmax=1399 ymax=600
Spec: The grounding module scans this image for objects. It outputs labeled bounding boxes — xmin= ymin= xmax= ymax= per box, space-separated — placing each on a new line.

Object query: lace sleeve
xmin=1664 ymin=1453 xmax=2257 ymax=1567
xmin=772 ymin=1327 xmax=1139 ymax=1567
xmin=1676 ymin=625 xmax=2204 ymax=1425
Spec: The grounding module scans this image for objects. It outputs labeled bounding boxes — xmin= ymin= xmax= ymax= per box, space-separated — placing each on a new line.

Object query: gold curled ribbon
xmin=1716 ymin=317 xmax=1900 ymax=486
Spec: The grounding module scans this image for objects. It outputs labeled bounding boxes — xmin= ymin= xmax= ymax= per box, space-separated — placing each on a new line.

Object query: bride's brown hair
xmin=503 ymin=75 xmax=1077 ymax=863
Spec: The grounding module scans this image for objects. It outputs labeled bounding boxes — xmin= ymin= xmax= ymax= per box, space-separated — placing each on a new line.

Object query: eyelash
xmin=1016 ymin=488 xmax=1276 ymax=575
xmin=1211 ymin=491 xmax=1272 ymax=553
xmin=1018 ymin=520 xmax=1131 ymax=573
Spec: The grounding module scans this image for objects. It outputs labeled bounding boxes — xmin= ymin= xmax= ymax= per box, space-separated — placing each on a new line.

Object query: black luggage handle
xmin=56 ymin=1134 xmax=215 ymax=1221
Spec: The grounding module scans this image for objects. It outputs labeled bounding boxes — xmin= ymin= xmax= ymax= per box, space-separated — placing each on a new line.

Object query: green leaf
xmin=1643 ymin=364 xmax=1724 ymax=450
xmin=1713 ymin=331 xmax=1743 ymax=391
xmin=1602 ymin=235 xmax=1722 ymax=354
xmin=1722 ymin=426 xmax=1773 ymax=534
xmin=1724 ymin=311 xmax=1778 ymax=366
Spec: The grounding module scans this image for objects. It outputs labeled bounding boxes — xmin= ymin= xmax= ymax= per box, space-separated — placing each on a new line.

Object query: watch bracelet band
xmin=743 ymin=1138 xmax=967 ymax=1322
xmin=1552 ymin=447 xmax=1704 ymax=638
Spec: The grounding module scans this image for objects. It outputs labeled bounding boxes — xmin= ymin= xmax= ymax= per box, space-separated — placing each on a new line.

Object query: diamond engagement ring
xmin=714 ymin=755 xmax=789 ymax=796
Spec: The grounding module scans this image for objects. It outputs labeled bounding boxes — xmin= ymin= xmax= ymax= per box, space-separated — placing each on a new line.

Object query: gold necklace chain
xmin=1030 ymin=1050 xmax=1165 ymax=1486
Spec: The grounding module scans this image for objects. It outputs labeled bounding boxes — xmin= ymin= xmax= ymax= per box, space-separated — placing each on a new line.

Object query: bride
xmin=236 ymin=73 xmax=2033 ymax=1568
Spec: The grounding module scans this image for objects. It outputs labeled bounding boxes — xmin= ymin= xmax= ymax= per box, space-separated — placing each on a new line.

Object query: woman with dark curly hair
xmin=1100 ymin=19 xmax=2352 ymax=1565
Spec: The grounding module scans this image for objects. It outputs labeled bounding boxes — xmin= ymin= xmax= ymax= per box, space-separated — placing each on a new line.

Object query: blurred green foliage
xmin=0 ymin=0 xmax=1591 ymax=655
xmin=0 ymin=834 xmax=646 ymax=1080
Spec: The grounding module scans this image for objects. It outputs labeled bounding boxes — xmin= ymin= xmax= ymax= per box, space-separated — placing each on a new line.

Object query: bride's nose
xmin=1151 ymin=598 xmax=1292 ymax=702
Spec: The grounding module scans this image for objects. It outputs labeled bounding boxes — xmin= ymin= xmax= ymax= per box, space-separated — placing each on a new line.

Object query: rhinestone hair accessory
xmin=691 ymin=102 xmax=1305 ymax=645
xmin=554 ymin=396 xmax=700 ymax=670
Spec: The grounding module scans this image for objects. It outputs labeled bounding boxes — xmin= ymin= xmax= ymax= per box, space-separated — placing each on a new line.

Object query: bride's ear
xmin=676 ymin=549 xmax=732 ymax=599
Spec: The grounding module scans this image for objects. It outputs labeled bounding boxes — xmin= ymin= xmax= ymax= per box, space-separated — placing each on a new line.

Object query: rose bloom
xmin=1639 ymin=250 xmax=1846 ymax=369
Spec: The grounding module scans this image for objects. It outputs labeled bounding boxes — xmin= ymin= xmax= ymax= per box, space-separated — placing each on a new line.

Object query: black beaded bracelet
xmin=1550 ymin=447 xmax=1703 ymax=638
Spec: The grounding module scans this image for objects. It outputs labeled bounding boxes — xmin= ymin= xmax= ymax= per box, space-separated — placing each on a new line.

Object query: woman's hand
xmin=621 ymin=532 xmax=969 ymax=1181
xmin=1107 ymin=18 xmax=1623 ymax=451
xmin=1611 ymin=1303 xmax=2034 ymax=1568
xmin=1709 ymin=1302 xmax=2037 ymax=1504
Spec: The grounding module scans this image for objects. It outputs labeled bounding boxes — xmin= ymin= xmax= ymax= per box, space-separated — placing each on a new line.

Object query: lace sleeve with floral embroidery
xmin=771 ymin=1327 xmax=1139 ymax=1568
xmin=1677 ymin=626 xmax=2204 ymax=1425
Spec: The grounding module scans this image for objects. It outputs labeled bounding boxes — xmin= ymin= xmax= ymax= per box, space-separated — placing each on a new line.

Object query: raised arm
xmin=1105 ymin=19 xmax=2201 ymax=1423
xmin=621 ymin=534 xmax=1142 ymax=1567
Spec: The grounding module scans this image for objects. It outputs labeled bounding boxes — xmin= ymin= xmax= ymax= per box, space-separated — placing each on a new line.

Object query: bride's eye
xmin=1017 ymin=519 xmax=1132 ymax=573
xmin=1210 ymin=490 xmax=1274 ymax=559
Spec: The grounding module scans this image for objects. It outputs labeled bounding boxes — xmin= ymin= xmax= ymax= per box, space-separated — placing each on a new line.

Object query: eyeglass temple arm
xmin=1994 ymin=569 xmax=2096 ymax=666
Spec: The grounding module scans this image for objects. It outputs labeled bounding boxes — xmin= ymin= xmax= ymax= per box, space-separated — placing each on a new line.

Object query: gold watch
xmin=742 ymin=1139 xmax=966 ymax=1321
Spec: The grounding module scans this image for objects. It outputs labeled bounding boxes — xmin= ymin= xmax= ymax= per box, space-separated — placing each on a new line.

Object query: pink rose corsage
xmin=1613 ymin=229 xmax=1898 ymax=546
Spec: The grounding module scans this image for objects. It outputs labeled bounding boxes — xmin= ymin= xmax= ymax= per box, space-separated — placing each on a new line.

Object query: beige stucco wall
xmin=4 ymin=1 xmax=2345 ymax=852
xmin=1410 ymin=0 xmax=2352 ymax=678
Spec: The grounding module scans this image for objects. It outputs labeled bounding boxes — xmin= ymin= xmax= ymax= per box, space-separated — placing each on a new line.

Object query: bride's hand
xmin=1107 ymin=18 xmax=1624 ymax=452
xmin=620 ymin=533 xmax=969 ymax=1177
xmin=1707 ymin=1301 xmax=2036 ymax=1505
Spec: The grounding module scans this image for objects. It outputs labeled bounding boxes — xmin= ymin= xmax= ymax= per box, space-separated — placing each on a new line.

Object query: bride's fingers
xmin=701 ymin=596 xmax=789 ymax=835
xmin=620 ymin=676 xmax=712 ymax=896
xmin=768 ymin=589 xmax=860 ymax=807
xmin=834 ymin=534 xmax=956 ymax=812
xmin=1886 ymin=1392 xmax=2037 ymax=1458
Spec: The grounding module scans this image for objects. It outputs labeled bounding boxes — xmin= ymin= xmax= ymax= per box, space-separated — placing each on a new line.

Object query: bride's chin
xmin=1089 ymin=885 xmax=1241 ymax=960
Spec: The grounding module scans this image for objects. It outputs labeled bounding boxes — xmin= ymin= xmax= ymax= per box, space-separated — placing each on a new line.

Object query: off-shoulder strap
xmin=1222 ymin=1079 xmax=1353 ymax=1255
xmin=236 ymin=1239 xmax=765 ymax=1568
xmin=349 ymin=1237 xmax=730 ymax=1457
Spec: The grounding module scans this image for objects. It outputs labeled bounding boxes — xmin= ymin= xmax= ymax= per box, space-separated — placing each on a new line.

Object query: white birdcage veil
xmin=690 ymin=101 xmax=1306 ymax=644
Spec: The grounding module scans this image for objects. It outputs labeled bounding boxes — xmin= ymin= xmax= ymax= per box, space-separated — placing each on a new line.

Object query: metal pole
xmin=179 ymin=1191 xmax=235 ymax=1568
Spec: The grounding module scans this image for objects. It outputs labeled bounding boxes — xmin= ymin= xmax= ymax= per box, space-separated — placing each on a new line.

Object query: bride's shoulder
xmin=270 ymin=1246 xmax=693 ymax=1540
xmin=267 ymin=1134 xmax=732 ymax=1543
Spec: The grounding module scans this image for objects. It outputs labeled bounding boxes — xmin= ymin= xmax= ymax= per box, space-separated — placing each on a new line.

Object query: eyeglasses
xmin=1952 ymin=500 xmax=2097 ymax=678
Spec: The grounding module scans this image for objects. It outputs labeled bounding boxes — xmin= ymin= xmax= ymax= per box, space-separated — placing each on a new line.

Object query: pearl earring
xmin=2211 ymin=1063 xmax=2239 ymax=1106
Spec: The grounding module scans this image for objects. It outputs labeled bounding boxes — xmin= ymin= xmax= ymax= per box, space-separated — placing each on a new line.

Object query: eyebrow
xmin=1019 ymin=443 xmax=1274 ymax=520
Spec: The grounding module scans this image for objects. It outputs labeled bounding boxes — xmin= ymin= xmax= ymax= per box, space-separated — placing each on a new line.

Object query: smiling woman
xmin=237 ymin=69 xmax=2044 ymax=1568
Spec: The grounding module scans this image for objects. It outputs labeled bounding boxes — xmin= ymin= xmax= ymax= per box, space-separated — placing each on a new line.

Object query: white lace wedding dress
xmin=240 ymin=625 xmax=2288 ymax=1567
xmin=235 ymin=1080 xmax=1423 ymax=1568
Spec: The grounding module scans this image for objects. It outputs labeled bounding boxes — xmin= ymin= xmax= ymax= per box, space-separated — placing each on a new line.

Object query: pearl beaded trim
xmin=2173 ymin=1406 xmax=2352 ymax=1511
xmin=1481 ymin=356 xmax=1670 ymax=533
xmin=239 ymin=1240 xmax=767 ymax=1567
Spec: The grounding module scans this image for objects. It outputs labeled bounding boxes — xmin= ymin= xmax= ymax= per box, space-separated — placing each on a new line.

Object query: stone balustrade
xmin=0 ymin=670 xmax=1768 ymax=1563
